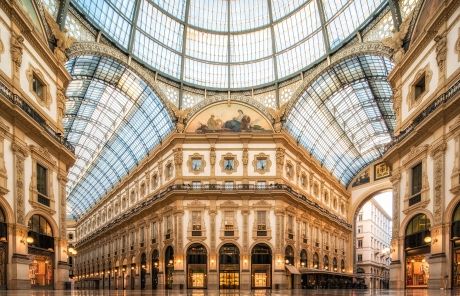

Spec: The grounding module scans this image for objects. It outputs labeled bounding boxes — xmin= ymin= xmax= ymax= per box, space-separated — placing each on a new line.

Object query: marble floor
xmin=0 ymin=290 xmax=458 ymax=296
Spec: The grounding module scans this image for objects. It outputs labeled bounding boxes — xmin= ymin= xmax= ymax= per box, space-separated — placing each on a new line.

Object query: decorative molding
xmin=56 ymin=86 xmax=66 ymax=130
xmin=219 ymin=153 xmax=238 ymax=175
xmin=26 ymin=64 xmax=52 ymax=109
xmin=286 ymin=160 xmax=294 ymax=180
xmin=252 ymin=153 xmax=272 ymax=175
xmin=0 ymin=37 xmax=4 ymax=62
xmin=401 ymin=145 xmax=429 ymax=167
xmin=434 ymin=31 xmax=447 ymax=82
xmin=456 ymin=28 xmax=460 ymax=62
xmin=407 ymin=65 xmax=432 ymax=110
xmin=12 ymin=141 xmax=28 ymax=225
xmin=10 ymin=29 xmax=24 ymax=82
xmin=0 ymin=120 xmax=9 ymax=194
xmin=267 ymin=103 xmax=287 ymax=132
xmin=431 ymin=138 xmax=446 ymax=225
xmin=164 ymin=160 xmax=173 ymax=181
xmin=173 ymin=147 xmax=183 ymax=178
xmin=187 ymin=153 xmax=206 ymax=175
xmin=43 ymin=10 xmax=76 ymax=64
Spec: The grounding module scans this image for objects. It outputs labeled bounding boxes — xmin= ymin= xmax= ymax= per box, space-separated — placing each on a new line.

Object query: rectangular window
xmin=358 ymin=239 xmax=363 ymax=248
xmin=192 ymin=181 xmax=201 ymax=189
xmin=256 ymin=210 xmax=267 ymax=236
xmin=358 ymin=214 xmax=363 ymax=221
xmin=224 ymin=211 xmax=234 ymax=228
xmin=37 ymin=164 xmax=47 ymax=196
xmin=192 ymin=211 xmax=202 ymax=236
xmin=358 ymin=226 xmax=363 ymax=234
xmin=140 ymin=227 xmax=145 ymax=243
xmin=32 ymin=74 xmax=44 ymax=98
xmin=224 ymin=181 xmax=234 ymax=190
xmin=357 ymin=254 xmax=362 ymax=262
xmin=411 ymin=163 xmax=423 ymax=195
xmin=151 ymin=222 xmax=157 ymax=243
xmin=414 ymin=74 xmax=426 ymax=100
xmin=165 ymin=216 xmax=172 ymax=239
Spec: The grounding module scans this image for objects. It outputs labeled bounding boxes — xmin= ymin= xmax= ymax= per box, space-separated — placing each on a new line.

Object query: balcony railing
xmin=38 ymin=194 xmax=50 ymax=207
xmin=0 ymin=80 xmax=74 ymax=153
xmin=408 ymin=193 xmax=421 ymax=206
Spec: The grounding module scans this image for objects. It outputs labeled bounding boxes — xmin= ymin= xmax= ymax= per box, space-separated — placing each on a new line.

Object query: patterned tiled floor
xmin=0 ymin=290 xmax=457 ymax=296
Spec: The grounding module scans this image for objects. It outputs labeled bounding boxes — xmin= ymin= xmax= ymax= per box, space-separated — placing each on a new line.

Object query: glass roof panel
xmin=285 ymin=55 xmax=394 ymax=185
xmin=71 ymin=0 xmax=386 ymax=89
xmin=230 ymin=58 xmax=275 ymax=89
xmin=64 ymin=55 xmax=173 ymax=218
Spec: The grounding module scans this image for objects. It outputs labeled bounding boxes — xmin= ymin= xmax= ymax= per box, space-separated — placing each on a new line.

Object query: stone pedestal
xmin=272 ymin=270 xmax=286 ymax=289
xmin=208 ymin=270 xmax=218 ymax=289
xmin=240 ymin=270 xmax=251 ymax=289
xmin=8 ymin=253 xmax=31 ymax=289
xmin=55 ymin=261 xmax=70 ymax=289
xmin=428 ymin=253 xmax=448 ymax=289
xmin=172 ymin=270 xmax=185 ymax=289
xmin=389 ymin=260 xmax=404 ymax=289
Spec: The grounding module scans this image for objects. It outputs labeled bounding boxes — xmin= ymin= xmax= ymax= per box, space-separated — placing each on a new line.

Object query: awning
xmin=285 ymin=265 xmax=301 ymax=274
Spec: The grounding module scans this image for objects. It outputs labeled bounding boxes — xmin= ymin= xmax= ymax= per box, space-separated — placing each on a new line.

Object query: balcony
xmin=408 ymin=193 xmax=421 ymax=206
xmin=38 ymin=194 xmax=50 ymax=207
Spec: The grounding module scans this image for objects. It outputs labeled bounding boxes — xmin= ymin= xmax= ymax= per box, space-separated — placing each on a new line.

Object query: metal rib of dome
xmin=70 ymin=0 xmax=387 ymax=90
xmin=285 ymin=55 xmax=394 ymax=185
xmin=64 ymin=55 xmax=174 ymax=218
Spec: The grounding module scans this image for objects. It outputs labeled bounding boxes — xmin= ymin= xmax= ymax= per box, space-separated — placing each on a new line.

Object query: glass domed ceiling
xmin=72 ymin=0 xmax=386 ymax=89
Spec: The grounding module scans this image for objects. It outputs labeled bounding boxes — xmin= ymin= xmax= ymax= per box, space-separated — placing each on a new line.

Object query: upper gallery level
xmin=75 ymin=102 xmax=351 ymax=242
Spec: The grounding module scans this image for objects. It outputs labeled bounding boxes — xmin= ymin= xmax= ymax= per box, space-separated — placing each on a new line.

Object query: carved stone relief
xmin=434 ymin=32 xmax=447 ymax=82
xmin=10 ymin=30 xmax=24 ymax=81
xmin=0 ymin=121 xmax=9 ymax=194
xmin=12 ymin=142 xmax=28 ymax=225
xmin=431 ymin=140 xmax=446 ymax=225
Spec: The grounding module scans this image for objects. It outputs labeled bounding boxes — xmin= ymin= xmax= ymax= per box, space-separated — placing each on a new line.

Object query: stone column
xmin=241 ymin=202 xmax=250 ymax=289
xmin=56 ymin=173 xmax=69 ymax=289
xmin=389 ymin=169 xmax=403 ymax=289
xmin=428 ymin=139 xmax=448 ymax=289
xmin=0 ymin=120 xmax=8 ymax=194
xmin=208 ymin=201 xmax=218 ymax=289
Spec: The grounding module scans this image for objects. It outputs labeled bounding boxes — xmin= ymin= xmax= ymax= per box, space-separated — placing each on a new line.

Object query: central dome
xmin=72 ymin=0 xmax=386 ymax=89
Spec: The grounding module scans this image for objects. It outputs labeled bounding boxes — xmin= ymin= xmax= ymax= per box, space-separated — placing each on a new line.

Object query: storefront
xmin=28 ymin=215 xmax=55 ymax=289
xmin=404 ymin=214 xmax=431 ymax=288
xmin=0 ymin=208 xmax=7 ymax=289
xmin=251 ymin=244 xmax=272 ymax=289
xmin=187 ymin=243 xmax=207 ymax=289
xmin=219 ymin=244 xmax=240 ymax=289
xmin=452 ymin=203 xmax=460 ymax=288
xmin=165 ymin=246 xmax=174 ymax=289
xmin=140 ymin=253 xmax=146 ymax=289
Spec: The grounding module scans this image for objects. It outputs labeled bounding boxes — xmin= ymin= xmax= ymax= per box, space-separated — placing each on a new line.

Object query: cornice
xmin=389 ymin=0 xmax=458 ymax=79
xmin=75 ymin=184 xmax=352 ymax=248
xmin=2 ymin=0 xmax=71 ymax=81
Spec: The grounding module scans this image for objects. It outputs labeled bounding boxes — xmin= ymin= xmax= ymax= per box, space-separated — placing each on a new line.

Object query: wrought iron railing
xmin=0 ymin=80 xmax=75 ymax=153
xmin=387 ymin=79 xmax=460 ymax=149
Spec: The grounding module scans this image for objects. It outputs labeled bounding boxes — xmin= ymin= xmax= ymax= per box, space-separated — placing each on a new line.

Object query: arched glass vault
xmin=64 ymin=55 xmax=174 ymax=218
xmin=285 ymin=55 xmax=394 ymax=185
xmin=69 ymin=0 xmax=387 ymax=90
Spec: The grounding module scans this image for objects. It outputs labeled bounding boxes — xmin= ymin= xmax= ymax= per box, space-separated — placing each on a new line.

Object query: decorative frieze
xmin=0 ymin=120 xmax=9 ymax=195
xmin=10 ymin=30 xmax=24 ymax=82
xmin=11 ymin=141 xmax=28 ymax=225
xmin=434 ymin=31 xmax=447 ymax=82
xmin=430 ymin=139 xmax=446 ymax=225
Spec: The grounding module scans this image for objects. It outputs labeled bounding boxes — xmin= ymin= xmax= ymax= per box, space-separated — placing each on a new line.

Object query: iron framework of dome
xmin=69 ymin=0 xmax=388 ymax=90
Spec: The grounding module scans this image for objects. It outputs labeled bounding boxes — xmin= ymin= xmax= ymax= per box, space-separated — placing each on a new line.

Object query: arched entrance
xmin=165 ymin=246 xmax=174 ymax=289
xmin=405 ymin=213 xmax=431 ymax=288
xmin=187 ymin=243 xmax=207 ymax=289
xmin=251 ymin=243 xmax=272 ymax=289
xmin=28 ymin=214 xmax=54 ymax=289
xmin=323 ymin=255 xmax=329 ymax=271
xmin=130 ymin=256 xmax=136 ymax=289
xmin=0 ymin=207 xmax=7 ymax=289
xmin=313 ymin=253 xmax=319 ymax=269
xmin=300 ymin=249 xmax=308 ymax=289
xmin=140 ymin=253 xmax=146 ymax=289
xmin=219 ymin=243 xmax=240 ymax=289
xmin=452 ymin=203 xmax=460 ymax=287
xmin=151 ymin=250 xmax=159 ymax=289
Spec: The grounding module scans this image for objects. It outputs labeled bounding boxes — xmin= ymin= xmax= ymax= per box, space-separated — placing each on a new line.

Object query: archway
xmin=151 ymin=250 xmax=159 ymax=289
xmin=300 ymin=249 xmax=308 ymax=289
xmin=353 ymin=190 xmax=392 ymax=289
xmin=452 ymin=203 xmax=460 ymax=287
xmin=219 ymin=243 xmax=240 ymax=289
xmin=187 ymin=243 xmax=207 ymax=289
xmin=27 ymin=214 xmax=54 ymax=289
xmin=405 ymin=213 xmax=431 ymax=288
xmin=140 ymin=253 xmax=146 ymax=289
xmin=284 ymin=245 xmax=296 ymax=288
xmin=251 ymin=243 xmax=272 ymax=289
xmin=0 ymin=207 xmax=7 ymax=289
xmin=165 ymin=246 xmax=174 ymax=289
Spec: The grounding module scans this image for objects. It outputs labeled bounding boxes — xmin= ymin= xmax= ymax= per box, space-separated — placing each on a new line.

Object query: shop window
xmin=28 ymin=214 xmax=53 ymax=250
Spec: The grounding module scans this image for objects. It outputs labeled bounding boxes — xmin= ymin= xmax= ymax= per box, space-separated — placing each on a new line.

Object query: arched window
xmin=323 ymin=255 xmax=329 ymax=270
xmin=313 ymin=252 xmax=319 ymax=269
xmin=452 ymin=203 xmax=460 ymax=239
xmin=405 ymin=214 xmax=431 ymax=249
xmin=284 ymin=246 xmax=294 ymax=265
xmin=300 ymin=249 xmax=307 ymax=268
xmin=332 ymin=257 xmax=338 ymax=271
xmin=28 ymin=214 xmax=54 ymax=250
xmin=0 ymin=207 xmax=7 ymax=241
xmin=341 ymin=259 xmax=345 ymax=272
